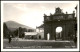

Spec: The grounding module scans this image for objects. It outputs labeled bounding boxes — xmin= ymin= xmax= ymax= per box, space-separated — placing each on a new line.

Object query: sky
xmin=2 ymin=1 xmax=78 ymax=29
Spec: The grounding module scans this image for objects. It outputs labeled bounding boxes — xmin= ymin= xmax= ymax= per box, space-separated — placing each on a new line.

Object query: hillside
xmin=4 ymin=21 xmax=35 ymax=31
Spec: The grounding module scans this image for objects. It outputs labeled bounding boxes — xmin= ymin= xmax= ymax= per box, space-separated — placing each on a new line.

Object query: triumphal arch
xmin=44 ymin=7 xmax=77 ymax=40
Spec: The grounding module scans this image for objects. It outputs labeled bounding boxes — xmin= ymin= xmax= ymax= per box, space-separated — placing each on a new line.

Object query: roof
xmin=24 ymin=32 xmax=37 ymax=35
xmin=37 ymin=24 xmax=44 ymax=28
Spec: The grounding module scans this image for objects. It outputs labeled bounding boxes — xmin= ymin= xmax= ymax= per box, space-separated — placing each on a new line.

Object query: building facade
xmin=36 ymin=24 xmax=44 ymax=39
xmin=44 ymin=7 xmax=77 ymax=40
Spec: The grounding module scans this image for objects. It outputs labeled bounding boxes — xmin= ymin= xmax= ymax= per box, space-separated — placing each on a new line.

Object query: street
xmin=3 ymin=39 xmax=77 ymax=49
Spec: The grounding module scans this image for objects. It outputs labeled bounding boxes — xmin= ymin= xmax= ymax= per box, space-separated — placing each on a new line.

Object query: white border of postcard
xmin=1 ymin=1 xmax=79 ymax=51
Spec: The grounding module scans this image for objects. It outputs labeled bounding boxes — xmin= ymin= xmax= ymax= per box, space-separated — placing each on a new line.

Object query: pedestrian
xmin=8 ymin=35 xmax=12 ymax=43
xmin=39 ymin=35 xmax=41 ymax=39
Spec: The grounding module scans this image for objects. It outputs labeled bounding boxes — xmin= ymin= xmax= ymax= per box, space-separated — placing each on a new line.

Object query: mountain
xmin=4 ymin=21 xmax=35 ymax=31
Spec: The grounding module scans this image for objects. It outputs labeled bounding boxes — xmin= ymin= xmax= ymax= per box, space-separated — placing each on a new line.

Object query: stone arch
xmin=55 ymin=26 xmax=63 ymax=39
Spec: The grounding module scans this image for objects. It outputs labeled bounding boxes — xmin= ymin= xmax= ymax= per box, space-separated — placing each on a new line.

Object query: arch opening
xmin=47 ymin=33 xmax=50 ymax=40
xmin=56 ymin=26 xmax=63 ymax=39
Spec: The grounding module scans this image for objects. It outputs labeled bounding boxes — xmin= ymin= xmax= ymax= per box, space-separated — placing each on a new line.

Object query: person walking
xmin=8 ymin=35 xmax=12 ymax=43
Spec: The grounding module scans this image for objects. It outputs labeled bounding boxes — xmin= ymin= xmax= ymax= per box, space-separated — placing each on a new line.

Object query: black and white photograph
xmin=1 ymin=1 xmax=79 ymax=51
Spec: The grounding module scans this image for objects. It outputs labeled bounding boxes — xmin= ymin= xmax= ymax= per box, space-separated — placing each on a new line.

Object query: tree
xmin=19 ymin=27 xmax=22 ymax=38
xmin=3 ymin=23 xmax=10 ymax=38
xmin=22 ymin=33 xmax=25 ymax=39
xmin=13 ymin=29 xmax=18 ymax=37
